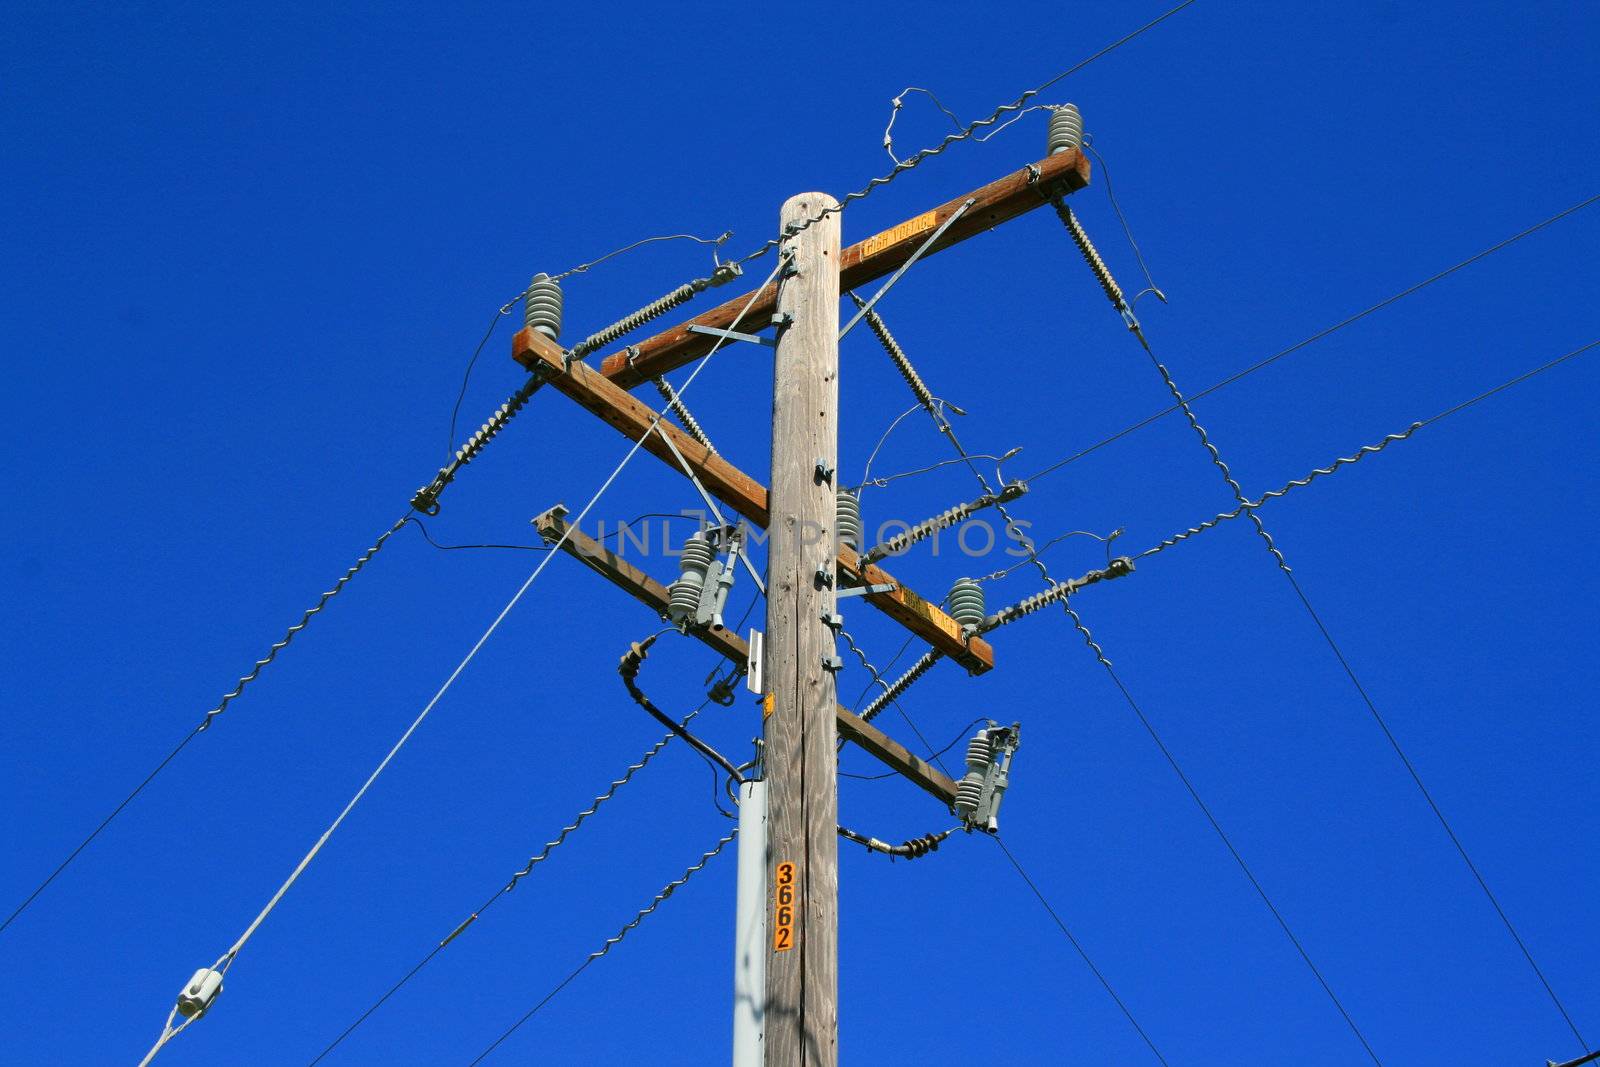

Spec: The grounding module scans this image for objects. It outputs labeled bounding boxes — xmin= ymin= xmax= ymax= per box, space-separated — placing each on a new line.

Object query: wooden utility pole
xmin=763 ymin=192 xmax=841 ymax=1067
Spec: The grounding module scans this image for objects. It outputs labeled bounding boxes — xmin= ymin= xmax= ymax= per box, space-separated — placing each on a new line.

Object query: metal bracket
xmin=746 ymin=630 xmax=765 ymax=695
xmin=821 ymin=653 xmax=844 ymax=673
xmin=836 ymin=581 xmax=895 ymax=600
xmin=820 ymin=610 xmax=843 ymax=630
xmin=814 ymin=459 xmax=834 ymax=485
xmin=771 ymin=312 xmax=793 ymax=332
xmin=814 ymin=566 xmax=834 ymax=589
xmin=685 ymin=324 xmax=776 ymax=349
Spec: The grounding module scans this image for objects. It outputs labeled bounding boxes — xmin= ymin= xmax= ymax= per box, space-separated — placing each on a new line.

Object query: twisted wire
xmin=1022 ymin=190 xmax=1600 ymax=485
xmin=837 ymin=627 xmax=895 ymax=712
xmin=1141 ymin=424 xmax=1424 ymax=556
xmin=202 ymin=515 xmax=413 ymax=728
xmin=0 ymin=511 xmax=415 ymax=938
xmin=307 ymin=700 xmax=712 ymax=1065
xmin=652 ymin=376 xmax=715 ymax=452
xmin=1061 ymin=603 xmax=1384 ymax=1064
xmin=466 ymin=828 xmax=739 ymax=1066
xmin=728 ymin=0 xmax=1198 ymax=266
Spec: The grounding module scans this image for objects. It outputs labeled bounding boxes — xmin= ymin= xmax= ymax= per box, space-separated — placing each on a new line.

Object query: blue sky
xmin=2 ymin=2 xmax=1597 ymax=1064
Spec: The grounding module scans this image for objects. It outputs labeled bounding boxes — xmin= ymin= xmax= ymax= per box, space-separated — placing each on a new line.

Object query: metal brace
xmin=836 ymin=581 xmax=895 ymax=600
xmin=685 ymin=323 xmax=776 ymax=349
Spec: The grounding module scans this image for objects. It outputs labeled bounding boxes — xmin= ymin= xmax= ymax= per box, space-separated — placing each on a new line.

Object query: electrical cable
xmin=1060 ymin=601 xmax=1385 ymax=1065
xmin=619 ymin=634 xmax=746 ymax=784
xmin=1 ymin=512 xmax=413 ymax=940
xmin=138 ymin=254 xmax=787 ymax=1067
xmin=1022 ymin=189 xmax=1600 ymax=484
xmin=992 ymin=836 xmax=1172 ymax=1066
xmin=464 ymin=827 xmax=739 ymax=1065
xmin=1073 ymin=153 xmax=1593 ymax=1040
xmin=1138 ymin=338 xmax=1598 ymax=557
xmin=857 ymin=295 xmax=1377 ymax=1057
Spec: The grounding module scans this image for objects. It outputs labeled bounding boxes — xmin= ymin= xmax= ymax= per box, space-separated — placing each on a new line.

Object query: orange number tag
xmin=773 ymin=861 xmax=796 ymax=952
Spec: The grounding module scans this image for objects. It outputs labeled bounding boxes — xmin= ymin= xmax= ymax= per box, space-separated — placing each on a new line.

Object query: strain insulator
xmin=524 ymin=273 xmax=563 ymax=340
xmin=861 ymin=483 xmax=1027 ymax=565
xmin=653 ymin=376 xmax=715 ymax=451
xmin=850 ymin=293 xmax=939 ymax=416
xmin=978 ymin=557 xmax=1135 ymax=633
xmin=565 ymin=262 xmax=742 ymax=366
xmin=859 ymin=647 xmax=942 ymax=723
xmin=1047 ymin=103 xmax=1084 ymax=156
xmin=836 ymin=489 xmax=863 ymax=552
xmin=1053 ymin=199 xmax=1132 ymax=324
xmin=412 ymin=371 xmax=547 ymax=514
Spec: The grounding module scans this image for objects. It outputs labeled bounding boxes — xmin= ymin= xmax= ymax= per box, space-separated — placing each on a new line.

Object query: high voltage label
xmin=773 ymin=861 xmax=796 ymax=952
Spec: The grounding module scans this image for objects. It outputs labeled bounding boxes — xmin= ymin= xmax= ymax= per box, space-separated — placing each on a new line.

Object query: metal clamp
xmin=814 ymin=459 xmax=834 ymax=485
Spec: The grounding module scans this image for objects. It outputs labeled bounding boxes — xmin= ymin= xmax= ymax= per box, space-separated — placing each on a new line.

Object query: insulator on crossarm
xmin=666 ymin=532 xmax=716 ymax=625
xmin=945 ymin=577 xmax=986 ymax=633
xmin=836 ymin=489 xmax=863 ymax=553
xmin=524 ymin=273 xmax=563 ymax=341
xmin=1047 ymin=103 xmax=1083 ymax=155
xmin=954 ymin=731 xmax=993 ymax=821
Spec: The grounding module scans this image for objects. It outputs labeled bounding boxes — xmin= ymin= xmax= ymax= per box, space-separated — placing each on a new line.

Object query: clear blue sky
xmin=3 ymin=2 xmax=1597 ymax=1064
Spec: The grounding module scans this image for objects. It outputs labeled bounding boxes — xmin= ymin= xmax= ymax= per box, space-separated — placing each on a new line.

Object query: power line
xmin=1096 ymin=192 xmax=1592 ymax=1043
xmin=1138 ymin=339 xmax=1600 ymax=558
xmin=1060 ymin=602 xmax=1386 ymax=1065
xmin=993 ymin=836 xmax=1171 ymax=1066
xmin=853 ymin=294 xmax=1381 ymax=1058
xmin=464 ymin=827 xmax=739 ymax=1066
xmin=1 ymin=513 xmax=413 ymax=940
xmin=1023 ymin=190 xmax=1600 ymax=484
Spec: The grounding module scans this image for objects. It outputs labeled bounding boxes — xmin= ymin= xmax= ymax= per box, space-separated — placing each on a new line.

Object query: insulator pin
xmin=1047 ymin=103 xmax=1084 ymax=155
xmin=524 ymin=273 xmax=563 ymax=341
xmin=667 ymin=533 xmax=716 ymax=625
xmin=946 ymin=577 xmax=987 ymax=632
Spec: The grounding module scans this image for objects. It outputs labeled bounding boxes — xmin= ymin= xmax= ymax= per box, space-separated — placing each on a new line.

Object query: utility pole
xmin=762 ymin=192 xmax=842 ymax=1067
